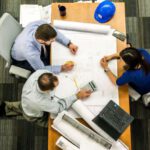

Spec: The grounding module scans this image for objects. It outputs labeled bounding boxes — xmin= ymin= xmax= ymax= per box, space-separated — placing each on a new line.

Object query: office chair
xmin=128 ymin=86 xmax=141 ymax=101
xmin=0 ymin=13 xmax=31 ymax=78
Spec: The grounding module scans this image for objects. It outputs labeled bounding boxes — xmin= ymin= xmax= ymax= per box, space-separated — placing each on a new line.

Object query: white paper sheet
xmin=20 ymin=4 xmax=51 ymax=27
xmin=20 ymin=5 xmax=42 ymax=27
xmin=52 ymin=21 xmax=119 ymax=116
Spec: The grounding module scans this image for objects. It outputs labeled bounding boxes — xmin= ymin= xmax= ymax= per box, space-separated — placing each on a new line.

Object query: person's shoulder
xmin=138 ymin=48 xmax=150 ymax=58
xmin=123 ymin=69 xmax=138 ymax=77
xmin=138 ymin=48 xmax=148 ymax=54
xmin=24 ymin=70 xmax=49 ymax=87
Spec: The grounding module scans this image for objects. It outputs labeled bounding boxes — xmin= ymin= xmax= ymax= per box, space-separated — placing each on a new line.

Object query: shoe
xmin=0 ymin=101 xmax=6 ymax=116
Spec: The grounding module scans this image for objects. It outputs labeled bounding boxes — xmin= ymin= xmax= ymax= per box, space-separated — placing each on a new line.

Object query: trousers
xmin=4 ymin=101 xmax=49 ymax=128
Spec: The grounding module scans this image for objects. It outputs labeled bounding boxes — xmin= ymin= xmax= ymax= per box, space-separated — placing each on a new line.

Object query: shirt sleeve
xmin=40 ymin=95 xmax=77 ymax=114
xmin=26 ymin=53 xmax=62 ymax=74
xmin=55 ymin=28 xmax=70 ymax=46
xmin=45 ymin=65 xmax=61 ymax=74
xmin=116 ymin=71 xmax=131 ymax=86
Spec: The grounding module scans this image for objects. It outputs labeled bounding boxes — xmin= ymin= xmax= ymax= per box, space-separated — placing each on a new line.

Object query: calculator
xmin=81 ymin=80 xmax=97 ymax=92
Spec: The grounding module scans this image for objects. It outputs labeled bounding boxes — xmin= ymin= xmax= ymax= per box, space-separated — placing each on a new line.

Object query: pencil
xmin=73 ymin=78 xmax=79 ymax=90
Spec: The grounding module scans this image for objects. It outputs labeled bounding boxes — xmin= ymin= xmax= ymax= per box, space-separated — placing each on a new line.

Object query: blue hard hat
xmin=94 ymin=0 xmax=116 ymax=23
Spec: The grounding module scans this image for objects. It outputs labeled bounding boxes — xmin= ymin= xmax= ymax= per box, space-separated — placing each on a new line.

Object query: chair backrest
xmin=0 ymin=13 xmax=22 ymax=65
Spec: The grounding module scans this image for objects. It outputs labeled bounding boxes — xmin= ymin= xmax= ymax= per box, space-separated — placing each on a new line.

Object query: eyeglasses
xmin=44 ymin=38 xmax=56 ymax=45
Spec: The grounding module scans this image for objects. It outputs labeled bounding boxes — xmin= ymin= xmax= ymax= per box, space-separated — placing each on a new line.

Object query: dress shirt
xmin=21 ymin=70 xmax=77 ymax=117
xmin=11 ymin=20 xmax=70 ymax=71
xmin=116 ymin=48 xmax=150 ymax=94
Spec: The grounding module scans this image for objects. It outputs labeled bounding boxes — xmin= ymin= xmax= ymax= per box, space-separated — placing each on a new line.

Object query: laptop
xmin=92 ymin=100 xmax=134 ymax=140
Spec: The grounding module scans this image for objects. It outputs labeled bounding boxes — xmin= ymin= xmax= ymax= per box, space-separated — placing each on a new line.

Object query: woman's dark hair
xmin=120 ymin=47 xmax=150 ymax=75
xmin=38 ymin=73 xmax=58 ymax=91
xmin=35 ymin=24 xmax=57 ymax=41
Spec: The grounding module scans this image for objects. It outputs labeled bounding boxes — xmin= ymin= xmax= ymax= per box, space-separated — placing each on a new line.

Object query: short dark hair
xmin=38 ymin=73 xmax=58 ymax=91
xmin=120 ymin=47 xmax=150 ymax=75
xmin=35 ymin=24 xmax=57 ymax=41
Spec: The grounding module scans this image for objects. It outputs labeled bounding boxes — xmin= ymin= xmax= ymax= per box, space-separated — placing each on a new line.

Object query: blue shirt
xmin=11 ymin=20 xmax=70 ymax=73
xmin=116 ymin=48 xmax=150 ymax=94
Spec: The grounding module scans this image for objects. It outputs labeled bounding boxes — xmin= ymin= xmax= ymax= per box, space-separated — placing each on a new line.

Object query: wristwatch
xmin=104 ymin=68 xmax=110 ymax=73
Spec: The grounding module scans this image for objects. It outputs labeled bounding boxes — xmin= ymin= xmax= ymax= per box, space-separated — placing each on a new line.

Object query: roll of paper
xmin=53 ymin=117 xmax=81 ymax=148
xmin=53 ymin=112 xmax=110 ymax=150
xmin=53 ymin=20 xmax=111 ymax=34
xmin=56 ymin=136 xmax=79 ymax=150
xmin=72 ymin=100 xmax=113 ymax=143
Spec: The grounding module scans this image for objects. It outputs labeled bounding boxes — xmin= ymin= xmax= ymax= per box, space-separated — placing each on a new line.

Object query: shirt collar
xmin=36 ymin=82 xmax=47 ymax=94
xmin=33 ymin=31 xmax=42 ymax=51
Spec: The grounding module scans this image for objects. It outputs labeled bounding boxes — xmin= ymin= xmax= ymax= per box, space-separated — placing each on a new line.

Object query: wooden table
xmin=48 ymin=2 xmax=131 ymax=150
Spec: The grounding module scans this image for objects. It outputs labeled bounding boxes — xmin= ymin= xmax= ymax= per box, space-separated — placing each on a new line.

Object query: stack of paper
xmin=20 ymin=4 xmax=51 ymax=27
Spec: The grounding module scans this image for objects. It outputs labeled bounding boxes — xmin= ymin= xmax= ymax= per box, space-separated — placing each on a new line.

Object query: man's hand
xmin=76 ymin=90 xmax=92 ymax=100
xmin=100 ymin=57 xmax=108 ymax=69
xmin=61 ymin=61 xmax=74 ymax=72
xmin=68 ymin=43 xmax=78 ymax=55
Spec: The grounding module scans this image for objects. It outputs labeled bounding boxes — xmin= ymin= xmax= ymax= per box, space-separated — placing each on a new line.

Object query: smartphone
xmin=112 ymin=30 xmax=126 ymax=41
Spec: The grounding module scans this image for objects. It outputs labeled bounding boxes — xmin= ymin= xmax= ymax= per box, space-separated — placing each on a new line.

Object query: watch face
xmin=104 ymin=68 xmax=109 ymax=72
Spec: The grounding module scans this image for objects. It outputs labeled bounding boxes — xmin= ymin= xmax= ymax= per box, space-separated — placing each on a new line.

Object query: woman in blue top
xmin=100 ymin=47 xmax=150 ymax=95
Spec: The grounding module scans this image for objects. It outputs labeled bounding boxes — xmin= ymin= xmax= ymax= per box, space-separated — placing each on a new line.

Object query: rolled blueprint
xmin=52 ymin=112 xmax=111 ymax=150
xmin=53 ymin=117 xmax=81 ymax=148
xmin=56 ymin=136 xmax=79 ymax=150
xmin=72 ymin=100 xmax=113 ymax=142
xmin=53 ymin=20 xmax=111 ymax=34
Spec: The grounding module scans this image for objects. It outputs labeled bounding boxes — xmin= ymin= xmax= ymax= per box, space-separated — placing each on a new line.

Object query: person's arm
xmin=103 ymin=53 xmax=120 ymax=62
xmin=55 ymin=29 xmax=78 ymax=55
xmin=55 ymin=28 xmax=70 ymax=46
xmin=26 ymin=53 xmax=62 ymax=74
xmin=40 ymin=90 xmax=91 ymax=114
xmin=100 ymin=57 xmax=117 ymax=85
xmin=116 ymin=72 xmax=131 ymax=86
xmin=103 ymin=68 xmax=117 ymax=85
xmin=40 ymin=95 xmax=77 ymax=114
xmin=45 ymin=62 xmax=74 ymax=74
xmin=100 ymin=57 xmax=131 ymax=86
xmin=26 ymin=52 xmax=75 ymax=74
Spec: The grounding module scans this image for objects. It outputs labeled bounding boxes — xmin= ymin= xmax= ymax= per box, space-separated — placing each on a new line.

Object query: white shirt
xmin=21 ymin=70 xmax=77 ymax=117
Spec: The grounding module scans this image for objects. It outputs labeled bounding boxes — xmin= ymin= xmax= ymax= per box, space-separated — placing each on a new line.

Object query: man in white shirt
xmin=0 ymin=70 xmax=92 ymax=127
